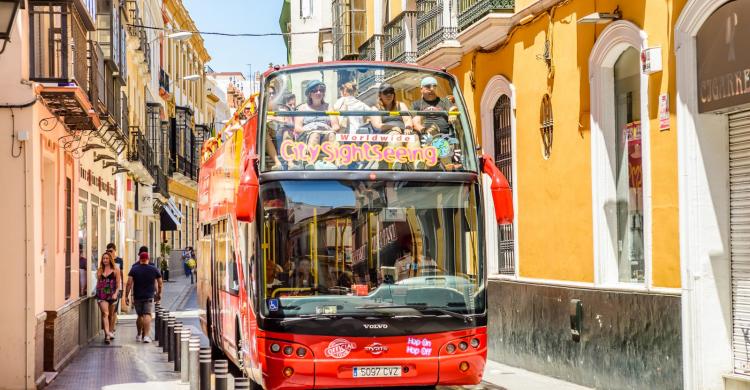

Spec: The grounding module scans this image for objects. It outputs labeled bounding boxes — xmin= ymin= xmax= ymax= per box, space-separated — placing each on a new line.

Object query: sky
xmin=182 ymin=0 xmax=288 ymax=76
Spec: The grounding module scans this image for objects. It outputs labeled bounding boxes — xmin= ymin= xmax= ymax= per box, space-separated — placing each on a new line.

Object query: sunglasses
xmin=311 ymin=87 xmax=326 ymax=93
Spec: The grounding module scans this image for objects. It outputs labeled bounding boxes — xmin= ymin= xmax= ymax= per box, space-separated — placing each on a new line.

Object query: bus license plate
xmin=352 ymin=366 xmax=402 ymax=378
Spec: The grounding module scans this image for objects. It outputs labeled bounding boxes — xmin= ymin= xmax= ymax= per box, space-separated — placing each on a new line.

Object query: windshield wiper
xmin=356 ymin=304 xmax=475 ymax=324
xmin=278 ymin=312 xmax=393 ymax=325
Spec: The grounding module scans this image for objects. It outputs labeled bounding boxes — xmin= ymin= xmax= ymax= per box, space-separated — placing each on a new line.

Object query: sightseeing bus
xmin=197 ymin=61 xmax=513 ymax=390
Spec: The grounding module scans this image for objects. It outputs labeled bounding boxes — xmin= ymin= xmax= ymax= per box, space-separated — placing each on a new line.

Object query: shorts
xmin=133 ymin=299 xmax=154 ymax=316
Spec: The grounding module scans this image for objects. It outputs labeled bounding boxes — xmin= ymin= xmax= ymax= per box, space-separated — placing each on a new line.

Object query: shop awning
xmin=160 ymin=199 xmax=182 ymax=231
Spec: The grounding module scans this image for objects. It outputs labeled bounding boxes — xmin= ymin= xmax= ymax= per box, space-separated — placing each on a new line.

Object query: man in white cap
xmin=411 ymin=76 xmax=457 ymax=135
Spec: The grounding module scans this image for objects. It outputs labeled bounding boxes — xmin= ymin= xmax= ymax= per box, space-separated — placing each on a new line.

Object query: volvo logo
xmin=364 ymin=342 xmax=389 ymax=355
xmin=363 ymin=323 xmax=388 ymax=329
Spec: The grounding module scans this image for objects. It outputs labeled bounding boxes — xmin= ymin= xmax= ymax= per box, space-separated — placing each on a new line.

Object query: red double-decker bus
xmin=197 ymin=61 xmax=512 ymax=389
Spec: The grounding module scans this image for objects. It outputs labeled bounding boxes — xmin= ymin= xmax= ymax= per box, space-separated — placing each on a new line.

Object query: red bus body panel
xmin=198 ymin=63 xmax=494 ymax=389
xmin=253 ymin=327 xmax=486 ymax=390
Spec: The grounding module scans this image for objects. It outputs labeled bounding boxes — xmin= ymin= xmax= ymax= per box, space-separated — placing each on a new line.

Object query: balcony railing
xmin=384 ymin=11 xmax=418 ymax=63
xmin=29 ymin=1 xmax=100 ymax=132
xmin=357 ymin=34 xmax=381 ymax=61
xmin=128 ymin=127 xmax=154 ymax=173
xmin=457 ymin=0 xmax=514 ymax=31
xmin=152 ymin=167 xmax=169 ymax=198
xmin=126 ymin=0 xmax=150 ymax=68
xmin=416 ymin=0 xmax=457 ymax=57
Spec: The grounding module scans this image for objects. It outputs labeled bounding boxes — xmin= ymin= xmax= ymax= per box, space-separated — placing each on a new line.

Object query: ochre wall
xmin=451 ymin=0 xmax=684 ymax=288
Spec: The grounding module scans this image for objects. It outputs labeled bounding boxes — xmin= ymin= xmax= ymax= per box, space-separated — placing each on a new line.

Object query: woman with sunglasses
xmin=293 ymin=80 xmax=340 ymax=154
xmin=374 ymin=83 xmax=422 ymax=169
xmin=375 ymin=83 xmax=413 ymax=134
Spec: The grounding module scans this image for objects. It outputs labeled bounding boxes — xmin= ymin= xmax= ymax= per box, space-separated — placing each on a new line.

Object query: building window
xmin=301 ymin=0 xmax=313 ymax=18
xmin=109 ymin=204 xmax=116 ymax=244
xmin=332 ymin=0 xmax=367 ymax=59
xmin=78 ymin=196 xmax=88 ymax=297
xmin=540 ymin=94 xmax=553 ymax=159
xmin=613 ymin=47 xmax=644 ymax=283
xmin=494 ymin=95 xmax=514 ymax=274
xmin=65 ymin=178 xmax=72 ymax=300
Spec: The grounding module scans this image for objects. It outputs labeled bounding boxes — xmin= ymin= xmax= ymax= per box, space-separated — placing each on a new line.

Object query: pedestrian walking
xmin=106 ymin=243 xmax=123 ymax=336
xmin=125 ymin=252 xmax=163 ymax=343
xmin=95 ymin=251 xmax=122 ymax=345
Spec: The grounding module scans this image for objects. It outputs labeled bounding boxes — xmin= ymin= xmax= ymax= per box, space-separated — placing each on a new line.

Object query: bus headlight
xmin=283 ymin=345 xmax=294 ymax=355
xmin=270 ymin=343 xmax=281 ymax=353
xmin=446 ymin=343 xmax=456 ymax=354
xmin=458 ymin=341 xmax=468 ymax=351
xmin=470 ymin=338 xmax=480 ymax=348
xmin=296 ymin=347 xmax=307 ymax=357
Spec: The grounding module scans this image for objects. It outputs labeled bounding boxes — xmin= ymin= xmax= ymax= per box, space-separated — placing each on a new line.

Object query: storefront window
xmin=613 ymin=47 xmax=644 ymax=283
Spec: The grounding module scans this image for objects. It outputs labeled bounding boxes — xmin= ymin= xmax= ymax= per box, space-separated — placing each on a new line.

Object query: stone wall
xmin=486 ymin=280 xmax=682 ymax=389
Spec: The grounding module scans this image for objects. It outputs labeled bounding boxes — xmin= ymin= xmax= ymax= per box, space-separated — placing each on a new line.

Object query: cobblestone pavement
xmin=46 ymin=273 xmax=588 ymax=390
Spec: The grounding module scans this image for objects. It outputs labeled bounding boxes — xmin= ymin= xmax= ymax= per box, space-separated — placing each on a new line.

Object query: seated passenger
xmin=411 ymin=77 xmax=463 ymax=170
xmin=294 ymin=80 xmax=340 ymax=154
xmin=265 ymin=259 xmax=288 ymax=294
xmin=374 ymin=83 xmax=421 ymax=169
xmin=332 ymin=82 xmax=376 ymax=134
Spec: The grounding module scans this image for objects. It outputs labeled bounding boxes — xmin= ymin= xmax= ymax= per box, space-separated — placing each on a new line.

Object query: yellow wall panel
xmin=451 ymin=0 xmax=684 ymax=287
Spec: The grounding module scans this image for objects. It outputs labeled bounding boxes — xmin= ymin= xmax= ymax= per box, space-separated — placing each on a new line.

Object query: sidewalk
xmin=47 ymin=274 xmax=197 ymax=389
xmin=478 ymin=360 xmax=593 ymax=390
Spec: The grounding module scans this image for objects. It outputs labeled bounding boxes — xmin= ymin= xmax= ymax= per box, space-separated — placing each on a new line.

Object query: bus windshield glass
xmin=260 ymin=64 xmax=477 ymax=172
xmin=259 ymin=180 xmax=484 ymax=319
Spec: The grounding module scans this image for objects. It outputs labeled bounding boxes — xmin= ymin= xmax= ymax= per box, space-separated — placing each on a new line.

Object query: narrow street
xmin=42 ymin=273 xmax=588 ymax=390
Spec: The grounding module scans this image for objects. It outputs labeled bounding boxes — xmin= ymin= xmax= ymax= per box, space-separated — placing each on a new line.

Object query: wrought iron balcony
xmin=416 ymin=0 xmax=457 ymax=57
xmin=357 ymin=34 xmax=380 ymax=61
xmin=152 ymin=167 xmax=169 ymax=199
xmin=457 ymin=0 xmax=514 ymax=31
xmin=384 ymin=11 xmax=418 ymax=63
xmin=29 ymin=1 xmax=100 ymax=132
xmin=127 ymin=127 xmax=154 ymax=176
xmin=126 ymin=0 xmax=150 ymax=68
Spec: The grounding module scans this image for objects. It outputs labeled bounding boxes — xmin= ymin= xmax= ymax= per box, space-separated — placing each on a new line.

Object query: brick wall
xmin=35 ymin=313 xmax=46 ymax=386
xmin=44 ymin=298 xmax=84 ymax=372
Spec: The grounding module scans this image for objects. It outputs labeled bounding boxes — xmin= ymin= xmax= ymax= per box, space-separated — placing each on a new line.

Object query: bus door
xmin=210 ymin=221 xmax=223 ymax=345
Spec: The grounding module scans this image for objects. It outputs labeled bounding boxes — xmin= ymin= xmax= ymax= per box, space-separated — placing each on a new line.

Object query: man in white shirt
xmin=333 ymin=82 xmax=375 ymax=134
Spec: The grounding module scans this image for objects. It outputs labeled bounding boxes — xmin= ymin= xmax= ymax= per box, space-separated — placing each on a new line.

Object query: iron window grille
xmin=540 ymin=94 xmax=553 ymax=159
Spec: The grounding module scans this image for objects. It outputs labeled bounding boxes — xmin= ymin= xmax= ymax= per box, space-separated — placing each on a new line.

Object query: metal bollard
xmin=180 ymin=329 xmax=191 ymax=382
xmin=165 ymin=318 xmax=175 ymax=354
xmin=199 ymin=347 xmax=212 ymax=390
xmin=234 ymin=377 xmax=250 ymax=390
xmin=189 ymin=337 xmax=200 ymax=390
xmin=160 ymin=313 xmax=169 ymax=350
xmin=166 ymin=322 xmax=176 ymax=360
xmin=173 ymin=324 xmax=183 ymax=371
xmin=154 ymin=309 xmax=167 ymax=347
xmin=154 ymin=308 xmax=162 ymax=342
xmin=214 ymin=359 xmax=229 ymax=390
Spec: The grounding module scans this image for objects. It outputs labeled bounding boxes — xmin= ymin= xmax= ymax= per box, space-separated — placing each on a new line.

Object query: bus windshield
xmin=259 ymin=180 xmax=484 ymax=319
xmin=260 ymin=64 xmax=477 ymax=172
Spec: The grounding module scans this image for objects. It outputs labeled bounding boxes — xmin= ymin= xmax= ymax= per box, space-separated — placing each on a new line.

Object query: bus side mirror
xmin=237 ymin=156 xmax=259 ymax=223
xmin=481 ymin=154 xmax=513 ymax=225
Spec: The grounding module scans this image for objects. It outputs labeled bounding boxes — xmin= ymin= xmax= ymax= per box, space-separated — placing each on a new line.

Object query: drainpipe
xmin=2 ymin=96 xmax=38 ymax=387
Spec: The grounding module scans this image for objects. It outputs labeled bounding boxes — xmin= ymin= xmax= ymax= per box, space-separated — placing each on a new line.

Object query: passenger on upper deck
xmin=411 ymin=76 xmax=458 ymax=135
xmin=332 ymin=82 xmax=375 ymax=135
xmin=294 ymin=80 xmax=340 ymax=152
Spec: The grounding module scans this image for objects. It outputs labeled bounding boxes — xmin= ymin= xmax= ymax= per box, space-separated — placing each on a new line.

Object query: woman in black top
xmin=96 ymin=252 xmax=121 ymax=344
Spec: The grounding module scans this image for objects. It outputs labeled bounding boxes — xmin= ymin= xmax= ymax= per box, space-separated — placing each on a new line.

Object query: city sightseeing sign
xmin=279 ymin=134 xmax=439 ymax=167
